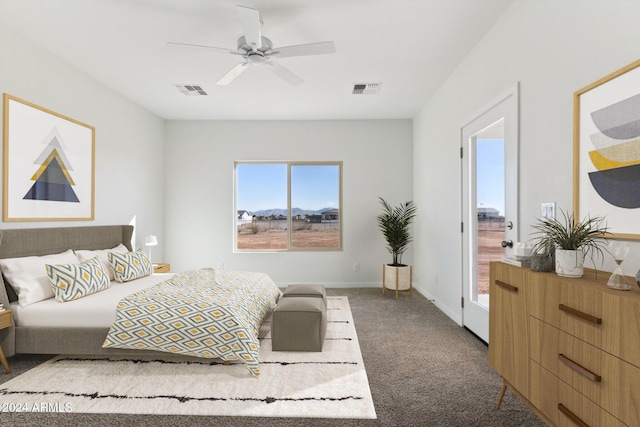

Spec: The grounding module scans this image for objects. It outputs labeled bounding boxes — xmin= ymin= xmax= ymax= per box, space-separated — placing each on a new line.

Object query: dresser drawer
xmin=0 ymin=310 xmax=12 ymax=329
xmin=559 ymin=280 xmax=604 ymax=345
xmin=528 ymin=271 xmax=561 ymax=326
xmin=601 ymin=292 xmax=640 ymax=369
xmin=556 ymin=378 xmax=626 ymax=427
xmin=530 ymin=361 xmax=626 ymax=427
xmin=530 ymin=317 xmax=640 ymax=425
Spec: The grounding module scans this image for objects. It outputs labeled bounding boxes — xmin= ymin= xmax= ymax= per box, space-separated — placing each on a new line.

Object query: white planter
xmin=555 ymin=249 xmax=585 ymax=278
xmin=382 ymin=264 xmax=412 ymax=299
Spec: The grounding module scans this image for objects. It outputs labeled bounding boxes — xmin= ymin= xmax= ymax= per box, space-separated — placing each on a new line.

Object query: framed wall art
xmin=574 ymin=59 xmax=640 ymax=240
xmin=2 ymin=94 xmax=95 ymax=221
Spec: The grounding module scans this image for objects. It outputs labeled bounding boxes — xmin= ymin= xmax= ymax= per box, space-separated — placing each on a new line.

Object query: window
xmin=235 ymin=162 xmax=342 ymax=251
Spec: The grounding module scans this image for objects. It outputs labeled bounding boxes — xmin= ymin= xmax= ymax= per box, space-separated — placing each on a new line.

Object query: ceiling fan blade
xmin=166 ymin=42 xmax=242 ymax=56
xmin=266 ymin=61 xmax=303 ymax=86
xmin=237 ymin=6 xmax=262 ymax=51
xmin=216 ymin=62 xmax=249 ymax=85
xmin=270 ymin=41 xmax=335 ymax=59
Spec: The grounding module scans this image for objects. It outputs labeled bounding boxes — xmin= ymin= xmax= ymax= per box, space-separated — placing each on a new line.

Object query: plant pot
xmin=382 ymin=264 xmax=412 ymax=299
xmin=555 ymin=249 xmax=584 ymax=278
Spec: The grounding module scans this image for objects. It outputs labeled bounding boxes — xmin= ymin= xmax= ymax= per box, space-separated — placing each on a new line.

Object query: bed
xmin=0 ymin=225 xmax=280 ymax=376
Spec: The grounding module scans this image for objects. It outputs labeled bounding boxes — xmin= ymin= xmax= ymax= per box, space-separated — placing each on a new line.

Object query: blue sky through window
xmin=237 ymin=163 xmax=287 ymax=213
xmin=236 ymin=163 xmax=339 ymax=213
xmin=476 ymin=138 xmax=505 ymax=216
xmin=291 ymin=165 xmax=339 ymax=211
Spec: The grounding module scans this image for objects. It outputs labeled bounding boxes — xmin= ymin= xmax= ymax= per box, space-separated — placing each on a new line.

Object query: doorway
xmin=461 ymin=84 xmax=519 ymax=343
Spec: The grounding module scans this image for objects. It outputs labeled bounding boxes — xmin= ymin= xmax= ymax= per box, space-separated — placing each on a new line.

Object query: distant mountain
xmin=249 ymin=207 xmax=337 ymax=217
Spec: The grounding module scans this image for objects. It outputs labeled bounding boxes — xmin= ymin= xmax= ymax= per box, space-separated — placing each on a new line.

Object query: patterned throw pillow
xmin=108 ymin=249 xmax=153 ymax=283
xmin=46 ymin=256 xmax=110 ymax=303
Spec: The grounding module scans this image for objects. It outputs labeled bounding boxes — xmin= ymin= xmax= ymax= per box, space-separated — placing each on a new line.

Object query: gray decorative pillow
xmin=108 ymin=249 xmax=153 ymax=283
xmin=46 ymin=256 xmax=110 ymax=302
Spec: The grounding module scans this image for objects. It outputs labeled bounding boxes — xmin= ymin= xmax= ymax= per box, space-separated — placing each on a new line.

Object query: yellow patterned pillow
xmin=108 ymin=249 xmax=153 ymax=283
xmin=46 ymin=256 xmax=110 ymax=303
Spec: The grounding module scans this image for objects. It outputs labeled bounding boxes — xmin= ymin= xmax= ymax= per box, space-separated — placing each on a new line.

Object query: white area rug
xmin=0 ymin=297 xmax=376 ymax=419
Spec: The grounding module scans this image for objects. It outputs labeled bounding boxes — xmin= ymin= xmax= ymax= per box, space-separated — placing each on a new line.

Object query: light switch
xmin=541 ymin=202 xmax=556 ymax=218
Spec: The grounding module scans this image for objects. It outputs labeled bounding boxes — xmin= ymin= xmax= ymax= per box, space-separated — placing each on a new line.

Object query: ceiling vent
xmin=174 ymin=84 xmax=208 ymax=96
xmin=352 ymin=83 xmax=381 ymax=95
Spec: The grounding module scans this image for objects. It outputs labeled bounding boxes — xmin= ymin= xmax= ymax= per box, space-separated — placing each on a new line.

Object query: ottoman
xmin=271 ymin=296 xmax=327 ymax=352
xmin=282 ymin=284 xmax=327 ymax=305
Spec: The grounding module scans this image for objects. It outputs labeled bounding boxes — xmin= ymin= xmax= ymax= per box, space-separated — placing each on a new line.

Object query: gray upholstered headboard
xmin=0 ymin=225 xmax=134 ymax=305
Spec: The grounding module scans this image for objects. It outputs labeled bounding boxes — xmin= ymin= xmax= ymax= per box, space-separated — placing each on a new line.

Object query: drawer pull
xmin=559 ymin=304 xmax=602 ymax=324
xmin=558 ymin=354 xmax=601 ymax=382
xmin=558 ymin=403 xmax=589 ymax=427
xmin=495 ymin=280 xmax=518 ymax=292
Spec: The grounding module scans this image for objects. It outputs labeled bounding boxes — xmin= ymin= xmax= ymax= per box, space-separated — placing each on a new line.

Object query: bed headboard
xmin=0 ymin=225 xmax=134 ymax=306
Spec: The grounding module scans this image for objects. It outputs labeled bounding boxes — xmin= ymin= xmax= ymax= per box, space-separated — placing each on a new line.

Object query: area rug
xmin=0 ymin=297 xmax=376 ymax=419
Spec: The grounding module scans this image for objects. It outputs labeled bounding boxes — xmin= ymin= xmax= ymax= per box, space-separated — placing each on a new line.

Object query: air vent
xmin=352 ymin=82 xmax=381 ymax=95
xmin=174 ymin=84 xmax=208 ymax=96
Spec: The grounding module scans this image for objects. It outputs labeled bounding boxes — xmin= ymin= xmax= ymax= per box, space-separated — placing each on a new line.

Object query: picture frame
xmin=573 ymin=59 xmax=640 ymax=240
xmin=2 ymin=94 xmax=95 ymax=221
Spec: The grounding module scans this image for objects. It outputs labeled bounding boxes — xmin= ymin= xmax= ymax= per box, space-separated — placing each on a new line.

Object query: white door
xmin=461 ymin=84 xmax=519 ymax=343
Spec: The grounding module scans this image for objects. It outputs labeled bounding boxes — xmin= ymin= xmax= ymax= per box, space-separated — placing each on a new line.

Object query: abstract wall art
xmin=574 ymin=59 xmax=640 ymax=239
xmin=2 ymin=94 xmax=95 ymax=221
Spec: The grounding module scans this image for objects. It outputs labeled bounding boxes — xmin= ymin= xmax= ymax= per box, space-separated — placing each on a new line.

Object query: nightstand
xmin=0 ymin=309 xmax=13 ymax=374
xmin=153 ymin=263 xmax=170 ymax=273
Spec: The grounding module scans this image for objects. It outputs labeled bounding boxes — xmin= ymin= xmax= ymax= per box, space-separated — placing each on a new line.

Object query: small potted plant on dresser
xmin=377 ymin=197 xmax=417 ymax=299
xmin=530 ymin=209 xmax=609 ymax=278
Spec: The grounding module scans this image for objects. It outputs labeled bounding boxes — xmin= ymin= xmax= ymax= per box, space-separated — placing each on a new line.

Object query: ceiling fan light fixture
xmin=169 ymin=6 xmax=335 ymax=86
xmin=247 ymin=52 xmax=267 ymax=65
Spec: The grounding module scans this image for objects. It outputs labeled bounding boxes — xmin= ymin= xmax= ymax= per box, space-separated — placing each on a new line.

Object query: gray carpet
xmin=0 ymin=288 xmax=545 ymax=426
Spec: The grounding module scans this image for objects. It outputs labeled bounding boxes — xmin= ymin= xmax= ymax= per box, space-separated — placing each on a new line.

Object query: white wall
xmin=413 ymin=0 xmax=640 ymax=323
xmin=0 ymin=28 xmax=165 ymax=253
xmin=164 ymin=120 xmax=412 ymax=286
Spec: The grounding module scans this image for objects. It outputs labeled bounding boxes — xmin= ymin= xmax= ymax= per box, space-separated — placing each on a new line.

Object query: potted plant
xmin=377 ymin=197 xmax=417 ymax=298
xmin=530 ymin=210 xmax=609 ymax=278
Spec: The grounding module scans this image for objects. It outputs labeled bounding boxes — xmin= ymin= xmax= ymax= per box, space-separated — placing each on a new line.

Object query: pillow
xmin=0 ymin=249 xmax=79 ymax=307
xmin=46 ymin=256 xmax=110 ymax=303
xmin=108 ymin=249 xmax=152 ymax=283
xmin=75 ymin=244 xmax=128 ymax=281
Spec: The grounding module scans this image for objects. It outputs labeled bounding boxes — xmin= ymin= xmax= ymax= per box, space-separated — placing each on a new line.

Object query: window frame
xmin=234 ymin=161 xmax=343 ymax=253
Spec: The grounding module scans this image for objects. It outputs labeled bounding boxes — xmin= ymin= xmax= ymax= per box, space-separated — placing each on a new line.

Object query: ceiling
xmin=0 ymin=0 xmax=514 ymax=120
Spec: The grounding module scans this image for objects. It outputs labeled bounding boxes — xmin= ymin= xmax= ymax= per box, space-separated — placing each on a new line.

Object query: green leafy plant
xmin=377 ymin=197 xmax=417 ymax=266
xmin=530 ymin=209 xmax=609 ymax=265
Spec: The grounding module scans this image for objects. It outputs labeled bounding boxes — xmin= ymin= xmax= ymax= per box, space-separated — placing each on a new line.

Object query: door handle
xmin=501 ymin=240 xmax=513 ymax=248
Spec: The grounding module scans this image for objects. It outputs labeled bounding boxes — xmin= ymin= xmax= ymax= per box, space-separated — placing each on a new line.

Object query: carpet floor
xmin=0 ymin=288 xmax=546 ymax=426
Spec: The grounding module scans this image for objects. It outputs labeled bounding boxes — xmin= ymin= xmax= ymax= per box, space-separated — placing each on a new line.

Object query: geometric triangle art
xmin=23 ymin=129 xmax=80 ymax=203
xmin=33 ymin=128 xmax=75 ymax=172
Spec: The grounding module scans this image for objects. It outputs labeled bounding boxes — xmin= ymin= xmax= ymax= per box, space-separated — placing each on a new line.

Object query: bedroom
xmin=1 ymin=0 xmax=640 ymax=425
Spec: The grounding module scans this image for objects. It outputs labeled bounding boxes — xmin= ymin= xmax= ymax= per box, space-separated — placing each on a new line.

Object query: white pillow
xmin=75 ymin=244 xmax=128 ymax=281
xmin=0 ymin=249 xmax=79 ymax=307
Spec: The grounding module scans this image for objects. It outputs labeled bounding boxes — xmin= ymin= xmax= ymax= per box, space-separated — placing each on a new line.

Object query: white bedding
xmin=10 ymin=273 xmax=174 ymax=328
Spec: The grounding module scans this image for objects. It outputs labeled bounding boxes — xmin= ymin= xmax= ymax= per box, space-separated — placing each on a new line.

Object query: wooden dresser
xmin=489 ymin=261 xmax=640 ymax=426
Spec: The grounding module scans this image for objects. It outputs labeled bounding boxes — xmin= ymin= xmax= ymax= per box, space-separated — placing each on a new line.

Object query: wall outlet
xmin=218 ymin=262 xmax=224 ymax=270
xmin=541 ymin=202 xmax=556 ymax=219
xmin=353 ymin=262 xmax=360 ymax=272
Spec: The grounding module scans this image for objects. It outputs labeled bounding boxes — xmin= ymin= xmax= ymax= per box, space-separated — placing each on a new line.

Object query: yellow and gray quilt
xmin=102 ymin=268 xmax=281 ymax=376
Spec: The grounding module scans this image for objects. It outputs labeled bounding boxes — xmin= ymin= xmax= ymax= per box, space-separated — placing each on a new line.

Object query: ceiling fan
xmin=167 ymin=5 xmax=336 ymax=86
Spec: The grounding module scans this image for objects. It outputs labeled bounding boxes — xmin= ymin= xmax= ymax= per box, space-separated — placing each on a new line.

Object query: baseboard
xmin=278 ymin=282 xmax=380 ymax=288
xmin=413 ymin=282 xmax=462 ymax=325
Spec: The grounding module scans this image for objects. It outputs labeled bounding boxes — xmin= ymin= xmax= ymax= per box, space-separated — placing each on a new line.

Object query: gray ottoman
xmin=282 ymin=284 xmax=327 ymax=304
xmin=272 ymin=296 xmax=327 ymax=352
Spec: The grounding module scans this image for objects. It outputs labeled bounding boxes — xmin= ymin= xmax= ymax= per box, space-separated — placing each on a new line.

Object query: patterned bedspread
xmin=102 ymin=268 xmax=281 ymax=376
